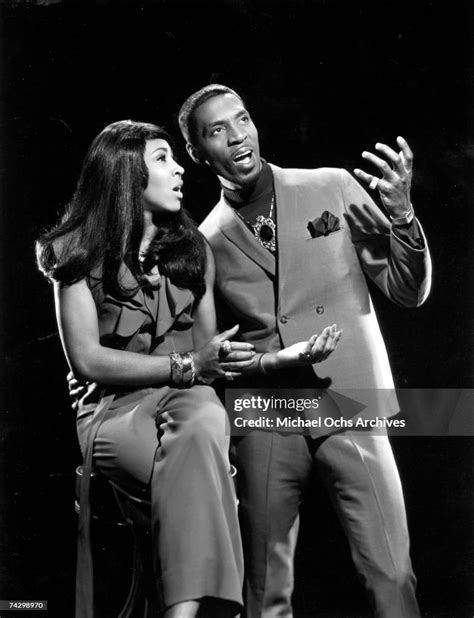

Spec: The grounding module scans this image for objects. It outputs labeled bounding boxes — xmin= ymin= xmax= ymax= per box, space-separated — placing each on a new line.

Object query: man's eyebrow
xmin=206 ymin=110 xmax=249 ymax=129
xmin=206 ymin=118 xmax=225 ymax=129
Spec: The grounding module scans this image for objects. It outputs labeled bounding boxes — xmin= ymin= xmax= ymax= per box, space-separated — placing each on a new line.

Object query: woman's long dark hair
xmin=36 ymin=120 xmax=207 ymax=301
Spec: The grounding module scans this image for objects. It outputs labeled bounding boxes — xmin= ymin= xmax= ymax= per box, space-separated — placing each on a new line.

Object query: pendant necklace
xmin=235 ymin=195 xmax=276 ymax=253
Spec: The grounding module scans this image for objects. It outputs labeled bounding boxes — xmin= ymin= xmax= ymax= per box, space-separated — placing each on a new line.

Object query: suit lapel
xmin=271 ymin=165 xmax=299 ymax=290
xmin=215 ymin=195 xmax=276 ymax=276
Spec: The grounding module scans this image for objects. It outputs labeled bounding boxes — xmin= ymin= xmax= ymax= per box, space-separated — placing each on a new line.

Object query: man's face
xmin=191 ymin=93 xmax=261 ymax=190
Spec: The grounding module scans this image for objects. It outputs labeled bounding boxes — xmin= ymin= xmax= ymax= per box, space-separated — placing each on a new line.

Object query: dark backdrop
xmin=1 ymin=1 xmax=473 ymax=616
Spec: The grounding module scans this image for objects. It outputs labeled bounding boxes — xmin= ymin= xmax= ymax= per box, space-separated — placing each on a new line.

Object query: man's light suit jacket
xmin=199 ymin=165 xmax=431 ymax=395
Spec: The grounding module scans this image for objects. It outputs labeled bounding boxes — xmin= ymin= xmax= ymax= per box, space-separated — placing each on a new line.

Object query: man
xmin=178 ymin=84 xmax=431 ymax=617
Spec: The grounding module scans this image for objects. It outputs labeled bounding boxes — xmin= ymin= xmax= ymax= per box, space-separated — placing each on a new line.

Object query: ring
xmin=298 ymin=350 xmax=312 ymax=361
xmin=225 ymin=371 xmax=234 ymax=381
xmin=369 ymin=177 xmax=378 ymax=190
xmin=220 ymin=340 xmax=232 ymax=356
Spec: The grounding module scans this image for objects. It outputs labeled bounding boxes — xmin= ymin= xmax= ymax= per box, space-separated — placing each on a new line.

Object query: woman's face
xmin=142 ymin=139 xmax=185 ymax=214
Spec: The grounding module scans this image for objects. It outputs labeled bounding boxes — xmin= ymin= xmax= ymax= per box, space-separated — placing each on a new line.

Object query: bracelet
xmin=391 ymin=205 xmax=414 ymax=227
xmin=169 ymin=352 xmax=196 ymax=387
xmin=257 ymin=353 xmax=270 ymax=375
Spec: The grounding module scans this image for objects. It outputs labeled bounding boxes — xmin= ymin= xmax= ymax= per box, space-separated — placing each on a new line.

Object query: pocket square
xmin=307 ymin=210 xmax=341 ymax=238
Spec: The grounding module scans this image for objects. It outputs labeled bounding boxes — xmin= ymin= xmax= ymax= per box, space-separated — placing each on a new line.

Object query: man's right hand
xmin=265 ymin=325 xmax=342 ymax=371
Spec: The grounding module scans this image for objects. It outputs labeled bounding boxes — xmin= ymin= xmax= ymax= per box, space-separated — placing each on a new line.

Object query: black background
xmin=1 ymin=1 xmax=473 ymax=616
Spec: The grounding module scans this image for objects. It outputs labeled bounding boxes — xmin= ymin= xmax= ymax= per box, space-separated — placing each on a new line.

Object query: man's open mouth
xmin=232 ymin=149 xmax=253 ymax=164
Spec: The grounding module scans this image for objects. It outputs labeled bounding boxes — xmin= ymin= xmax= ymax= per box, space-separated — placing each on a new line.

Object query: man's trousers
xmin=234 ymin=428 xmax=420 ymax=617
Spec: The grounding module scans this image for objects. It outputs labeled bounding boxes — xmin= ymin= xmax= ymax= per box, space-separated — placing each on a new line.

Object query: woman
xmin=36 ymin=120 xmax=341 ymax=617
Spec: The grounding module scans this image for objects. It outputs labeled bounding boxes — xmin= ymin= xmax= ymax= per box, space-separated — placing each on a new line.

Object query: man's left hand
xmin=354 ymin=136 xmax=414 ymax=218
xmin=67 ymin=370 xmax=90 ymax=411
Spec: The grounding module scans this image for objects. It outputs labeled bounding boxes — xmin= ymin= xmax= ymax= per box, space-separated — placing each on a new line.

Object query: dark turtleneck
xmin=221 ymin=159 xmax=274 ymax=224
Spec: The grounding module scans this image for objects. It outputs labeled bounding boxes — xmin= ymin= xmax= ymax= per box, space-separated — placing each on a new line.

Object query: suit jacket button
xmin=280 ymin=315 xmax=289 ymax=324
xmin=316 ymin=305 xmax=324 ymax=315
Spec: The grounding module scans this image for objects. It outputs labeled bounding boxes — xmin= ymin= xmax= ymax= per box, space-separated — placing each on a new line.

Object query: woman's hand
xmin=265 ymin=325 xmax=342 ymax=371
xmin=193 ymin=324 xmax=256 ymax=381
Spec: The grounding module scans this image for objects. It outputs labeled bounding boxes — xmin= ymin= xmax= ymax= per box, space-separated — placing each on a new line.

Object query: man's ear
xmin=186 ymin=142 xmax=204 ymax=164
